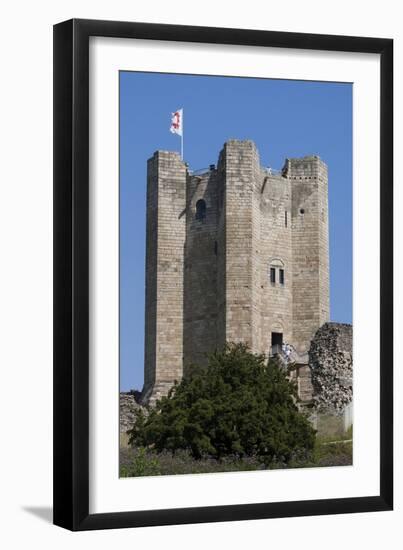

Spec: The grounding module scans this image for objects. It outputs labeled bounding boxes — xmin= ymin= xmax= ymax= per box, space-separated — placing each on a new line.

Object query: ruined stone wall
xmin=309 ymin=322 xmax=353 ymax=413
xmin=120 ymin=392 xmax=143 ymax=433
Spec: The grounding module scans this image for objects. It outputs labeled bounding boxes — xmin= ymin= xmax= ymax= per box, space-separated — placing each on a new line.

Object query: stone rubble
xmin=309 ymin=322 xmax=353 ymax=414
xmin=119 ymin=391 xmax=144 ymax=433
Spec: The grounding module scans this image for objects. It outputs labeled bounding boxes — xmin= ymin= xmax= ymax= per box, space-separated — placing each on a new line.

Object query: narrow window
xmin=270 ymin=267 xmax=276 ymax=284
xmin=285 ymin=211 xmax=288 ymax=227
xmin=195 ymin=199 xmax=206 ymax=220
xmin=279 ymin=269 xmax=285 ymax=285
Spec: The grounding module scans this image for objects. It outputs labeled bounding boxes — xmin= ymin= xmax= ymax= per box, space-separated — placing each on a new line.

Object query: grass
xmin=120 ymin=447 xmax=266 ymax=477
xmin=308 ymin=438 xmax=352 ymax=468
xmin=119 ymin=430 xmax=352 ymax=478
xmin=318 ymin=424 xmax=353 ymax=444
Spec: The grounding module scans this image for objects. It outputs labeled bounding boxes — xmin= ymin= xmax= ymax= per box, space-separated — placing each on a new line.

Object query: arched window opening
xmin=269 ymin=259 xmax=285 ymax=287
xmin=195 ymin=199 xmax=206 ymax=220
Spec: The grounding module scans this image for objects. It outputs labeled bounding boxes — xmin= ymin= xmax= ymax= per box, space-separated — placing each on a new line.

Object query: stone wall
xmin=309 ymin=322 xmax=353 ymax=414
xmin=224 ymin=141 xmax=262 ymax=350
xmin=260 ymin=171 xmax=293 ymax=355
xmin=120 ymin=392 xmax=143 ymax=433
xmin=142 ymin=151 xmax=186 ymax=404
xmin=288 ymin=363 xmax=314 ymax=403
xmin=216 ymin=149 xmax=227 ymax=351
xmin=288 ymin=156 xmax=330 ymax=354
xmin=183 ymin=169 xmax=219 ymax=373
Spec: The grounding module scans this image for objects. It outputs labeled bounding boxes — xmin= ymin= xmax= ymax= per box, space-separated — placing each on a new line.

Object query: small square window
xmin=270 ymin=267 xmax=276 ymax=284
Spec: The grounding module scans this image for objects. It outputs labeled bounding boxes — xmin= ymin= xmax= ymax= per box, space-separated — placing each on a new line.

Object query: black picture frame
xmin=53 ymin=18 xmax=393 ymax=531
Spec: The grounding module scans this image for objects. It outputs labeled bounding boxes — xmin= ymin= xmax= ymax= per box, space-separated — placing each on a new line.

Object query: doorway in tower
xmin=271 ymin=332 xmax=283 ymax=355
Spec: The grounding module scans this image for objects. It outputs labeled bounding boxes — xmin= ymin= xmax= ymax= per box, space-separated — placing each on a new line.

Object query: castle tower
xmin=287 ymin=156 xmax=330 ymax=353
xmin=142 ymin=151 xmax=186 ymax=404
xmin=142 ymin=141 xmax=329 ymax=404
xmin=259 ymin=162 xmax=293 ymax=357
xmin=223 ymin=140 xmax=262 ymax=351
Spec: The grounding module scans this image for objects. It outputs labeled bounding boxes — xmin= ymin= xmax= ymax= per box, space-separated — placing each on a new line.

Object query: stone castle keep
xmin=141 ymin=139 xmax=330 ymax=404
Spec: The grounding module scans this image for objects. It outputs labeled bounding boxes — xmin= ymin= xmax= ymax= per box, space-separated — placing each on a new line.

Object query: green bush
xmin=120 ymin=447 xmax=160 ymax=477
xmin=129 ymin=343 xmax=316 ymax=463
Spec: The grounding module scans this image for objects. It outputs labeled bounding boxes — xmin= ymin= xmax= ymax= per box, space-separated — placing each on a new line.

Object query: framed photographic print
xmin=53 ymin=18 xmax=393 ymax=530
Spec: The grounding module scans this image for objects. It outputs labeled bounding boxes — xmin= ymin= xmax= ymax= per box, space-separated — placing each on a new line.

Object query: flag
xmin=170 ymin=109 xmax=183 ymax=136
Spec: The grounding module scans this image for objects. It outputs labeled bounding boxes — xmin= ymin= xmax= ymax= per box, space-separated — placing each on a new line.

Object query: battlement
xmin=283 ymin=155 xmax=327 ymax=179
xmin=149 ymin=149 xmax=182 ymax=159
xmin=224 ymin=138 xmax=257 ymax=147
xmin=150 ymin=142 xmax=326 ymax=186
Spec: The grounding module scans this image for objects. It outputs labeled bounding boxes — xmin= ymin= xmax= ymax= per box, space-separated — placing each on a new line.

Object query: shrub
xmin=120 ymin=447 xmax=160 ymax=477
xmin=129 ymin=343 xmax=316 ymax=464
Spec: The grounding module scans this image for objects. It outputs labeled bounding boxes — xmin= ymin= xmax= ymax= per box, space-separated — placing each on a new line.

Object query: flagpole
xmin=181 ymin=110 xmax=184 ymax=160
xmin=181 ymin=133 xmax=183 ymax=161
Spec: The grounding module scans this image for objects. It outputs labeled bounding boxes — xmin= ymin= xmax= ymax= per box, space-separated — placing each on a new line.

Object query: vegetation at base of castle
xmin=120 ymin=440 xmax=352 ymax=477
xmin=128 ymin=343 xmax=316 ymax=465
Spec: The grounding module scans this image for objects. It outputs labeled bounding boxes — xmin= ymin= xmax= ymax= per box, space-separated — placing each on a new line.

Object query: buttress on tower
xmin=141 ymin=140 xmax=329 ymax=404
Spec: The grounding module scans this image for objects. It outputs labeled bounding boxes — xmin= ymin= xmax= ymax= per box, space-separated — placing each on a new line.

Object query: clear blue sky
xmin=120 ymin=71 xmax=352 ymax=391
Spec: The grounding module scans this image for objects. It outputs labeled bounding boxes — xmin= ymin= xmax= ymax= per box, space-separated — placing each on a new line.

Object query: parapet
xmin=282 ymin=155 xmax=326 ymax=179
xmin=149 ymin=150 xmax=182 ymax=158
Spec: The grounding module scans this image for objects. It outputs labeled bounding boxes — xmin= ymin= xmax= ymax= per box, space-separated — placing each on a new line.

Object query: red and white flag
xmin=170 ymin=108 xmax=183 ymax=136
